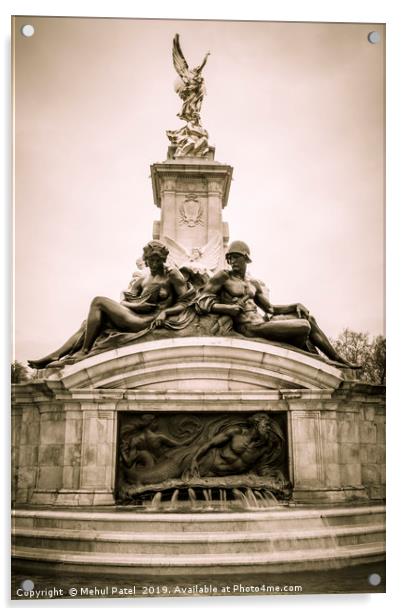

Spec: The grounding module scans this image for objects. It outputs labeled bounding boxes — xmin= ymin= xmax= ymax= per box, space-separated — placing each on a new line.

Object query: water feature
xmin=138 ymin=486 xmax=282 ymax=511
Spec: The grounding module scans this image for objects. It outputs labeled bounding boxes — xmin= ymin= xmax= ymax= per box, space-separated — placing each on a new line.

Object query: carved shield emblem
xmin=179 ymin=196 xmax=203 ymax=227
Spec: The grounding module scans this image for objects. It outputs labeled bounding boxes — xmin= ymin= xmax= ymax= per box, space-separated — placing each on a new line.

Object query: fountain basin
xmin=12 ymin=504 xmax=385 ymax=575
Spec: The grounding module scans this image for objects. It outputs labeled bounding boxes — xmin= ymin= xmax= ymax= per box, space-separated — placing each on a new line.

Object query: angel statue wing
xmin=163 ymin=233 xmax=222 ymax=274
xmin=172 ymin=34 xmax=190 ymax=82
xmin=173 ymin=34 xmax=210 ymax=83
xmin=196 ymin=233 xmax=222 ymax=273
xmin=163 ymin=236 xmax=191 ymax=269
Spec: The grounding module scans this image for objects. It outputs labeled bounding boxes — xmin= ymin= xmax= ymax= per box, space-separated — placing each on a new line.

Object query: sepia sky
xmin=13 ymin=16 xmax=385 ymax=362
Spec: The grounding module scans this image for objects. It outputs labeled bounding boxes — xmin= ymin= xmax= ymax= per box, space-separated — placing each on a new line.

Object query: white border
xmin=3 ymin=0 xmax=400 ymax=613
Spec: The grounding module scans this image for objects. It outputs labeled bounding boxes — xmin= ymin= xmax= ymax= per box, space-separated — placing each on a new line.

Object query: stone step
xmin=12 ymin=505 xmax=385 ymax=574
xmin=12 ymin=541 xmax=385 ymax=575
xmin=12 ymin=505 xmax=385 ymax=534
xmin=12 ymin=523 xmax=384 ymax=555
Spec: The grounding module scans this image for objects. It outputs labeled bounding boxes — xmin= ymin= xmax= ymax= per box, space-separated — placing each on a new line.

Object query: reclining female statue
xmin=197 ymin=240 xmax=359 ymax=367
xmin=28 ymin=241 xmax=195 ymax=369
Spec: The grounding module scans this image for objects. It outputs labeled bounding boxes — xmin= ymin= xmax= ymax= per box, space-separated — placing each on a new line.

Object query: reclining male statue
xmin=196 ymin=240 xmax=358 ymax=367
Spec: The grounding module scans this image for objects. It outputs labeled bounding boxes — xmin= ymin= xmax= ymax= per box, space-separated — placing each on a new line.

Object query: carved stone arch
xmin=45 ymin=338 xmax=345 ymax=391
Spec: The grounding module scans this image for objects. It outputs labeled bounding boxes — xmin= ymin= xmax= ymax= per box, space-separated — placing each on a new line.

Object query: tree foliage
xmin=11 ymin=361 xmax=30 ymax=384
xmin=330 ymin=329 xmax=385 ymax=384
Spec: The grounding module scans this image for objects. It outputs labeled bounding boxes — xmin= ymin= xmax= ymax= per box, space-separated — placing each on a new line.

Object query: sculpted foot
xmin=305 ymin=340 xmax=320 ymax=355
xmin=334 ymin=354 xmax=362 ymax=368
xmin=27 ymin=356 xmax=58 ymax=369
xmin=342 ymin=361 xmax=362 ymax=369
xmin=46 ymin=359 xmax=68 ymax=368
xmin=327 ymin=357 xmax=362 ymax=369
xmin=70 ymin=350 xmax=90 ymax=362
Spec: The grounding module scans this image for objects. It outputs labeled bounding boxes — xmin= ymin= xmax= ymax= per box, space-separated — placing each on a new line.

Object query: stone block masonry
xmin=12 ymin=341 xmax=385 ymax=506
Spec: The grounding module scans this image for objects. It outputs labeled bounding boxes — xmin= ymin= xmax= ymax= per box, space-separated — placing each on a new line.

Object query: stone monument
xmin=12 ymin=34 xmax=385 ymax=575
xmin=152 ymin=34 xmax=231 ymax=274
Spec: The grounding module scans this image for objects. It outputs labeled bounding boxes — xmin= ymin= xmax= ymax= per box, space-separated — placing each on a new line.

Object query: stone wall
xmin=12 ymin=382 xmax=385 ymax=507
xmin=359 ymin=404 xmax=386 ymax=500
xmin=12 ymin=402 xmax=40 ymax=504
xmin=290 ymin=384 xmax=385 ymax=502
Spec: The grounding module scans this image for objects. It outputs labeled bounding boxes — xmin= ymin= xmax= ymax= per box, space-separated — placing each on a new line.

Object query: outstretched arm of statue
xmin=272 ymin=303 xmax=310 ymax=318
xmin=153 ymin=305 xmax=182 ymax=326
xmin=253 ymin=280 xmax=275 ymax=316
xmin=254 ymin=281 xmax=309 ymax=319
xmin=212 ymin=303 xmax=244 ymax=317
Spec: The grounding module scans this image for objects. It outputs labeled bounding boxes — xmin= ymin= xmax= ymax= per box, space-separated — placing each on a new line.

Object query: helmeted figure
xmin=196 ymin=240 xmax=358 ymax=367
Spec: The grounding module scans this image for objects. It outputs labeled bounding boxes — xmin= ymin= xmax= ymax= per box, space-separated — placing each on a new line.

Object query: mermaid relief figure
xmin=120 ymin=414 xmax=202 ymax=485
xmin=28 ymin=241 xmax=195 ymax=369
xmin=197 ymin=240 xmax=359 ymax=367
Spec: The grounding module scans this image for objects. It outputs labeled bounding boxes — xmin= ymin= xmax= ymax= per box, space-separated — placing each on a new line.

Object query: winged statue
xmin=172 ymin=33 xmax=210 ymax=123
xmin=163 ymin=233 xmax=222 ymax=279
xmin=167 ymin=35 xmax=212 ymax=158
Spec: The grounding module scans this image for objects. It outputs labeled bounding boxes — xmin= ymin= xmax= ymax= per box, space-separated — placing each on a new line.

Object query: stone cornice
xmin=151 ymin=161 xmax=233 ymax=208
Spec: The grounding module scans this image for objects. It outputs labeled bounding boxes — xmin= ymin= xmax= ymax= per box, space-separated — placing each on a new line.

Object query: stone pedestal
xmin=151 ymin=157 xmax=233 ymax=269
xmin=12 ymin=340 xmax=385 ymax=507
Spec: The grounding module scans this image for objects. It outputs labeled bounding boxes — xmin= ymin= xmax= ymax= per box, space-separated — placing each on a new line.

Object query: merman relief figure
xmin=188 ymin=413 xmax=285 ymax=480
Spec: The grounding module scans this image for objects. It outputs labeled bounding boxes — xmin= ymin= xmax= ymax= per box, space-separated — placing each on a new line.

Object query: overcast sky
xmin=13 ymin=16 xmax=385 ymax=362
